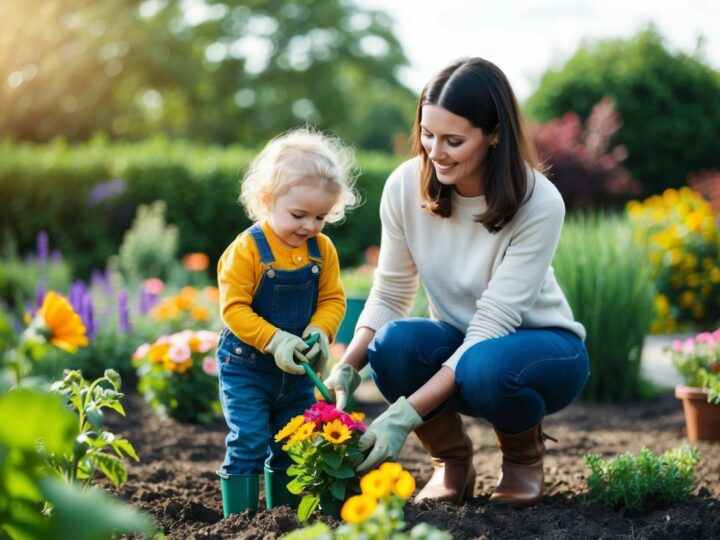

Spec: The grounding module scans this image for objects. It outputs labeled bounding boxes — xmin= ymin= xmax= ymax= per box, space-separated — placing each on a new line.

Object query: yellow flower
xmin=35 ymin=291 xmax=89 ymax=352
xmin=340 ymin=494 xmax=378 ymax=524
xmin=321 ymin=419 xmax=351 ymax=444
xmin=350 ymin=411 xmax=366 ymax=423
xmin=360 ymin=470 xmax=391 ymax=499
xmin=378 ymin=462 xmax=404 ymax=481
xmin=274 ymin=415 xmax=305 ymax=442
xmin=392 ymin=470 xmax=416 ymax=499
xmin=287 ymin=422 xmax=315 ymax=443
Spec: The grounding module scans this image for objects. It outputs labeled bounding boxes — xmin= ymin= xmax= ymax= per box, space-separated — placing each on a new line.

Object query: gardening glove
xmin=356 ymin=396 xmax=423 ymax=473
xmin=301 ymin=325 xmax=330 ymax=369
xmin=264 ymin=330 xmax=308 ymax=375
xmin=322 ymin=362 xmax=361 ymax=410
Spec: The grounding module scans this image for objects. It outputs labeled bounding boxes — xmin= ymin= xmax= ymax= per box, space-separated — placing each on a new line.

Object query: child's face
xmin=266 ymin=181 xmax=338 ymax=248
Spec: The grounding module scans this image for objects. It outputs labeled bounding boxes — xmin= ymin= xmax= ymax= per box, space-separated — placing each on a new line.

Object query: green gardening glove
xmin=356 ymin=397 xmax=423 ymax=473
xmin=322 ymin=362 xmax=361 ymax=410
xmin=301 ymin=325 xmax=330 ymax=369
xmin=264 ymin=330 xmax=308 ymax=375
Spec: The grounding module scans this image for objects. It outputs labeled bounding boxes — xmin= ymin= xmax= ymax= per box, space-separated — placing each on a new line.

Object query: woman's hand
xmin=356 ymin=397 xmax=423 ymax=473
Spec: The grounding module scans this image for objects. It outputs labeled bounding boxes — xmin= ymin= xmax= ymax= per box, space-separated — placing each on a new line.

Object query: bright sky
xmin=356 ymin=0 xmax=720 ymax=101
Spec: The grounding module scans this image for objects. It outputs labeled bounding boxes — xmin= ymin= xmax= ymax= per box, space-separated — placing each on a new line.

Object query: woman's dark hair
xmin=411 ymin=57 xmax=542 ymax=232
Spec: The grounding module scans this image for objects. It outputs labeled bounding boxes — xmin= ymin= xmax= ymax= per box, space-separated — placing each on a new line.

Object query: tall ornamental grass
xmin=554 ymin=214 xmax=655 ymax=402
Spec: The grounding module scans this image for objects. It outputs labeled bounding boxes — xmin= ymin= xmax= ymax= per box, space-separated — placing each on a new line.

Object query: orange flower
xmin=190 ymin=306 xmax=210 ymax=321
xmin=183 ymin=252 xmax=209 ymax=272
xmin=35 ymin=291 xmax=88 ymax=352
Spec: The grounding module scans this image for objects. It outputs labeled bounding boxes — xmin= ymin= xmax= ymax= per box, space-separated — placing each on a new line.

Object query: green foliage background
xmin=0 ymin=0 xmax=415 ymax=152
xmin=0 ymin=139 xmax=400 ymax=277
xmin=525 ymin=27 xmax=720 ymax=195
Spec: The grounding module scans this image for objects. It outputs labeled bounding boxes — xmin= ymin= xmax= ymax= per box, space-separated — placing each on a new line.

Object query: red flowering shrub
xmin=531 ymin=97 xmax=641 ymax=210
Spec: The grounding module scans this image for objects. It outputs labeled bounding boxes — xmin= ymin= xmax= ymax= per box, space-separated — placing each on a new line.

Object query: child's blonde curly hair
xmin=240 ymin=127 xmax=360 ymax=223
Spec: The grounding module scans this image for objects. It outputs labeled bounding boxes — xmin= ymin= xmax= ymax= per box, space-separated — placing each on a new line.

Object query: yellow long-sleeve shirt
xmin=217 ymin=220 xmax=346 ymax=352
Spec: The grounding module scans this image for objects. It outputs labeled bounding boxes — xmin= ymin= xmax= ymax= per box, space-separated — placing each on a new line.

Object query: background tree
xmin=0 ymin=0 xmax=415 ymax=151
xmin=525 ymin=26 xmax=720 ymax=195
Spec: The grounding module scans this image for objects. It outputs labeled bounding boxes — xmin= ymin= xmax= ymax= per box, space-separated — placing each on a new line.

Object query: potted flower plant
xmin=274 ymin=401 xmax=367 ymax=521
xmin=668 ymin=329 xmax=720 ymax=441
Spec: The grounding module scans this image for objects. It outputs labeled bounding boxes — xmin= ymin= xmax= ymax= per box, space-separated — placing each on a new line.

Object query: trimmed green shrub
xmin=116 ymin=200 xmax=178 ymax=282
xmin=525 ymin=27 xmax=720 ymax=195
xmin=553 ymin=213 xmax=655 ymax=402
xmin=0 ymin=138 xmax=400 ymax=277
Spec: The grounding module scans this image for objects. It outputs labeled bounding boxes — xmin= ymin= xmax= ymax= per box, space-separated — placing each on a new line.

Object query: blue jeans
xmin=217 ymin=328 xmax=315 ymax=475
xmin=368 ymin=318 xmax=590 ymax=433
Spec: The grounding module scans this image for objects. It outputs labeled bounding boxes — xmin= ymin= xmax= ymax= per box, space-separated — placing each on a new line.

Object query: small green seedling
xmin=584 ymin=444 xmax=699 ymax=513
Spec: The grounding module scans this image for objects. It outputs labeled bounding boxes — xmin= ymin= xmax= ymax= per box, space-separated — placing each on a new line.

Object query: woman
xmin=324 ymin=57 xmax=589 ymax=507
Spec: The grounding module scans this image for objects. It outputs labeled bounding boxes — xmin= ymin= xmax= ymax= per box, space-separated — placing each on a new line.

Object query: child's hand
xmin=322 ymin=362 xmax=361 ymax=410
xmin=301 ymin=325 xmax=330 ymax=368
xmin=264 ymin=330 xmax=308 ymax=375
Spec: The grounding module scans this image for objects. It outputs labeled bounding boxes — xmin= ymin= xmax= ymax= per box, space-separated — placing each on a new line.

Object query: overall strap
xmin=307 ymin=236 xmax=322 ymax=262
xmin=247 ymin=223 xmax=275 ymax=265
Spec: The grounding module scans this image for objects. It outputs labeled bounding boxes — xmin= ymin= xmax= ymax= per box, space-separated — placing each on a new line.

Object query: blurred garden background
xmin=2 ymin=1 xmax=720 ymax=536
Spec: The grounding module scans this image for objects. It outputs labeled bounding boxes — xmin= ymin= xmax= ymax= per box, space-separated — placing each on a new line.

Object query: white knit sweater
xmin=355 ymin=157 xmax=586 ymax=370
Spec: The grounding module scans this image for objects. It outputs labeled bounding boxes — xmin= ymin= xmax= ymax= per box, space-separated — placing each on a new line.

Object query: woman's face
xmin=419 ymin=104 xmax=498 ymax=197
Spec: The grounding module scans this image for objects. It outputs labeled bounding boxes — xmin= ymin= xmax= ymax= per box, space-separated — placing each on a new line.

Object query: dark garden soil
xmin=107 ymin=388 xmax=720 ymax=540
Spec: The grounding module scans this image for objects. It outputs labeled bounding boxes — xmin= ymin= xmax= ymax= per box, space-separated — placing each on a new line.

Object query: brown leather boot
xmin=490 ymin=421 xmax=553 ymax=506
xmin=413 ymin=402 xmax=476 ymax=503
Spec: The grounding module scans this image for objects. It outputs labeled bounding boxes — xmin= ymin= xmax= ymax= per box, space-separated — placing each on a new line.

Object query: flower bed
xmin=103 ymin=391 xmax=720 ymax=539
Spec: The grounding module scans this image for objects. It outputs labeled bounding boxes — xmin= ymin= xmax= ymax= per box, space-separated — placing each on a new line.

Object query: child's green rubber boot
xmin=264 ymin=467 xmax=299 ymax=509
xmin=218 ymin=471 xmax=259 ymax=517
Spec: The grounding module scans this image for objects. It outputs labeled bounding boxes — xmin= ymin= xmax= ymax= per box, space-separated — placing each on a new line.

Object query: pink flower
xmin=681 ymin=338 xmax=695 ymax=354
xmin=168 ymin=342 xmax=192 ymax=363
xmin=338 ymin=411 xmax=366 ymax=432
xmin=143 ymin=278 xmax=165 ymax=295
xmin=132 ymin=343 xmax=150 ymax=360
xmin=202 ymin=356 xmax=218 ymax=376
xmin=695 ymin=332 xmax=715 ymax=346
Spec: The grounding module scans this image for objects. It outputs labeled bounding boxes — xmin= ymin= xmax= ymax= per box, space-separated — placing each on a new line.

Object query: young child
xmin=216 ymin=127 xmax=358 ymax=516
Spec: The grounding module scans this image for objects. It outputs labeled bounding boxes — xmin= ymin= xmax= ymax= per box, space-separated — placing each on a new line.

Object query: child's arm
xmin=217 ymin=235 xmax=279 ymax=352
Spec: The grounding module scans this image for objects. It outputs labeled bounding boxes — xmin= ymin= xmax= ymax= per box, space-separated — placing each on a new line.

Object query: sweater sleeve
xmin=443 ymin=186 xmax=566 ymax=370
xmin=217 ymin=234 xmax=278 ymax=352
xmin=308 ymin=235 xmax=346 ymax=342
xmin=356 ymin=167 xmax=419 ymax=332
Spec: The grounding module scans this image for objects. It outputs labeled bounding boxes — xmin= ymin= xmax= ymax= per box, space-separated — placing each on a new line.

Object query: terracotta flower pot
xmin=674 ymin=385 xmax=720 ymax=441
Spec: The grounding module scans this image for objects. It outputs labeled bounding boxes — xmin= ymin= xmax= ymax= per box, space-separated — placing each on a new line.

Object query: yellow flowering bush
xmin=132 ymin=329 xmax=221 ymax=423
xmin=275 ymin=402 xmax=367 ymax=522
xmin=281 ymin=463 xmax=452 ymax=540
xmin=627 ymin=187 xmax=720 ymax=332
xmin=150 ymin=286 xmax=221 ymax=332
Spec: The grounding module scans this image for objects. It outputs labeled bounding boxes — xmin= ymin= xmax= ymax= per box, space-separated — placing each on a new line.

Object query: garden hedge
xmin=0 ymin=138 xmax=400 ymax=277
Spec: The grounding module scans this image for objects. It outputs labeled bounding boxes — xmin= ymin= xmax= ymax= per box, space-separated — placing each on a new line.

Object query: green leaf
xmin=41 ymin=477 xmax=156 ymax=540
xmin=0 ymin=390 xmax=76 ymax=456
xmin=85 ymin=405 xmax=105 ymax=431
xmin=322 ymin=465 xmax=355 ymax=479
xmin=329 ymin=481 xmax=346 ymax=500
xmin=297 ymin=494 xmax=320 ymax=522
xmin=323 ymin=451 xmax=341 ymax=469
xmin=93 ymin=453 xmax=128 ymax=489
xmin=111 ymin=438 xmax=139 ymax=461
xmin=287 ymin=477 xmax=306 ymax=495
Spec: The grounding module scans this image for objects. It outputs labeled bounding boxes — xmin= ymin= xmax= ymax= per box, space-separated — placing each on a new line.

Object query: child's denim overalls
xmin=217 ymin=223 xmax=321 ymax=476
